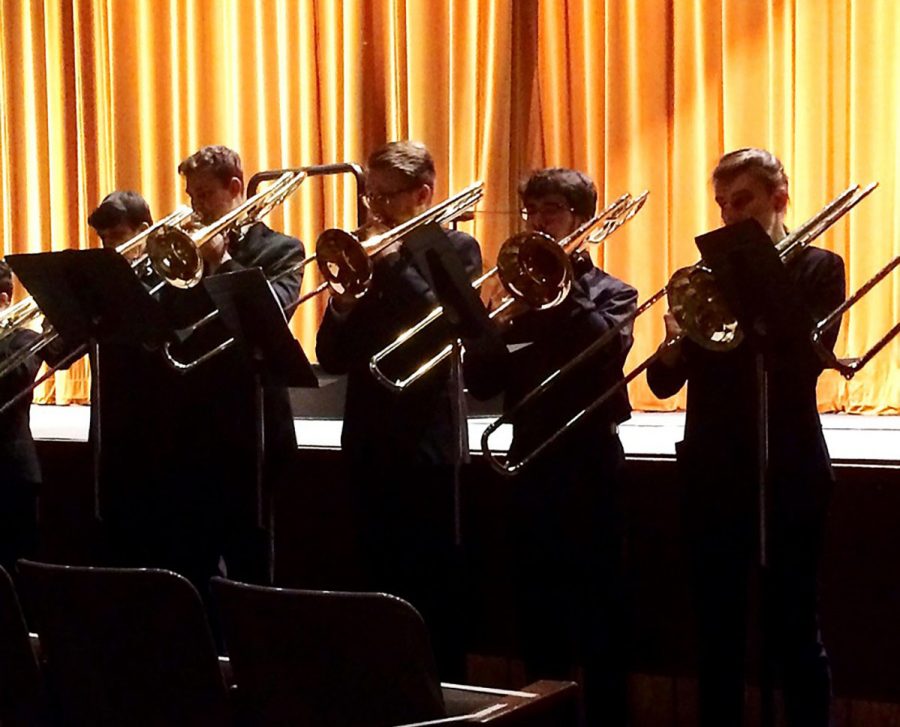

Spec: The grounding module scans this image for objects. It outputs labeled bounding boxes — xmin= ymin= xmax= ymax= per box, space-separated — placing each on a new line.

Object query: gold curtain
xmin=1 ymin=0 xmax=897 ymax=413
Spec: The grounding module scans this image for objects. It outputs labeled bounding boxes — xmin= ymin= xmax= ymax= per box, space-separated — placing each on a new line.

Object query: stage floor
xmin=31 ymin=405 xmax=900 ymax=466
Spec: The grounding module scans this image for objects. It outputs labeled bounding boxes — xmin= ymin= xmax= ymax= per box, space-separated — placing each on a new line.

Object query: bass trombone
xmin=481 ymin=182 xmax=878 ymax=476
xmin=368 ymin=191 xmax=649 ymax=391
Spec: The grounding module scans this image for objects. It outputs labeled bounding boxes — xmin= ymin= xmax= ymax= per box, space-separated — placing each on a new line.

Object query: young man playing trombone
xmin=647 ymin=148 xmax=845 ymax=727
xmin=156 ymin=145 xmax=305 ymax=592
xmin=316 ymin=140 xmax=481 ymax=680
xmin=478 ymin=168 xmax=637 ymax=727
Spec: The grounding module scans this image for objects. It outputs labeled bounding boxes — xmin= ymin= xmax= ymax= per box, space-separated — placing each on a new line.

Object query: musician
xmin=0 ymin=261 xmax=41 ymax=574
xmin=158 ymin=145 xmax=305 ymax=590
xmin=478 ymin=168 xmax=637 ymax=727
xmin=82 ymin=191 xmax=173 ymax=569
xmin=646 ymin=148 xmax=845 ymax=727
xmin=316 ymin=140 xmax=482 ymax=680
xmin=88 ymin=190 xmax=152 ymax=259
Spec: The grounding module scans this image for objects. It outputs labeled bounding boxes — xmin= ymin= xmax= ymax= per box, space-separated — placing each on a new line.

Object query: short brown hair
xmin=0 ymin=260 xmax=12 ymax=298
xmin=518 ymin=168 xmax=598 ymax=220
xmin=712 ymin=148 xmax=789 ymax=198
xmin=178 ymin=145 xmax=243 ymax=187
xmin=87 ymin=191 xmax=152 ymax=231
xmin=366 ymin=141 xmax=436 ymax=187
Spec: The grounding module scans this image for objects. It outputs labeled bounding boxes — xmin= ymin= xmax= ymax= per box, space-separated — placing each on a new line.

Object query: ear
xmin=772 ymin=189 xmax=789 ymax=214
xmin=0 ymin=292 xmax=10 ymax=309
xmin=138 ymin=221 xmax=150 ymax=233
xmin=228 ymin=176 xmax=244 ymax=198
xmin=416 ymin=183 xmax=434 ymax=207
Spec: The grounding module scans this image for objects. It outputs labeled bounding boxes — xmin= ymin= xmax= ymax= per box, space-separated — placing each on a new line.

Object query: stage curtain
xmin=1 ymin=0 xmax=897 ymax=413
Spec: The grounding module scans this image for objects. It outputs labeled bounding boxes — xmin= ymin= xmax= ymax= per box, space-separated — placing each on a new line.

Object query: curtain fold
xmin=1 ymin=0 xmax=896 ymax=413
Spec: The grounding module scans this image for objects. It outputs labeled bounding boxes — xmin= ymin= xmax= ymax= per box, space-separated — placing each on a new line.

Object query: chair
xmin=211 ymin=577 xmax=578 ymax=727
xmin=0 ymin=565 xmax=48 ymax=726
xmin=17 ymin=560 xmax=231 ymax=727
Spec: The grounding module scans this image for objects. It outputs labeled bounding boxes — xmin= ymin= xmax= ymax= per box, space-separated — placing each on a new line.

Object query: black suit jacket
xmin=502 ymin=263 xmax=638 ymax=461
xmin=316 ymin=229 xmax=482 ymax=466
xmin=647 ymin=246 xmax=846 ymax=483
xmin=0 ymin=328 xmax=42 ymax=485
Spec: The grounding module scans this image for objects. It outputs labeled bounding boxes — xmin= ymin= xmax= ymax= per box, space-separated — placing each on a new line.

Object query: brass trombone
xmin=146 ymin=170 xmax=308 ymax=289
xmin=0 ymin=205 xmax=194 ymax=387
xmin=811 ymin=250 xmax=900 ymax=379
xmin=162 ymin=181 xmax=485 ymax=373
xmin=481 ymin=182 xmax=878 ymax=476
xmin=368 ymin=191 xmax=649 ymax=391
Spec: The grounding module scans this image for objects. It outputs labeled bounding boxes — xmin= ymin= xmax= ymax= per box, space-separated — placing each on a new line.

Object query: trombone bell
xmin=315 ymin=229 xmax=375 ymax=300
xmin=666 ymin=265 xmax=743 ymax=351
xmin=145 ymin=226 xmax=204 ymax=289
xmin=496 ymin=232 xmax=574 ymax=310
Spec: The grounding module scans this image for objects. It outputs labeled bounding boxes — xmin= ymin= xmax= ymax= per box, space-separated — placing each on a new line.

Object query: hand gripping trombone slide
xmin=368 ymin=190 xmax=649 ymax=391
xmin=481 ymin=182 xmax=881 ymax=477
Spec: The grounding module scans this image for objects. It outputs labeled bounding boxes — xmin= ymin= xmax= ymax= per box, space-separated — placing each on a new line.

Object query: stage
xmin=30 ymin=404 xmax=900 ymax=467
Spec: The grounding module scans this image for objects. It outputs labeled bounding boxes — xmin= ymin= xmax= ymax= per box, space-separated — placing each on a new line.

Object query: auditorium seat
xmin=0 ymin=565 xmax=48 ymax=726
xmin=17 ymin=560 xmax=231 ymax=727
xmin=211 ymin=576 xmax=578 ymax=726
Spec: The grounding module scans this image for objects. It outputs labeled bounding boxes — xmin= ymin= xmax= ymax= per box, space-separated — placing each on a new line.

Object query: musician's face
xmin=714 ymin=171 xmax=787 ymax=242
xmin=185 ymin=170 xmax=243 ymax=224
xmin=96 ymin=222 xmax=146 ymax=258
xmin=522 ymin=194 xmax=579 ymax=241
xmin=365 ymin=169 xmax=432 ymax=228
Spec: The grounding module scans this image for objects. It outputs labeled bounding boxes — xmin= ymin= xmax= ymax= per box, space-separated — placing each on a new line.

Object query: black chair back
xmin=211 ymin=577 xmax=445 ymax=727
xmin=0 ymin=565 xmax=48 ymax=726
xmin=18 ymin=560 xmax=230 ymax=727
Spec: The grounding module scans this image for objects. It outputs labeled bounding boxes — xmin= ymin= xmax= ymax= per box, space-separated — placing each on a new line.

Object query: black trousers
xmin=101 ymin=442 xmax=272 ymax=583
xmin=347 ymin=456 xmax=465 ymax=682
xmin=509 ymin=435 xmax=628 ymax=727
xmin=0 ymin=477 xmax=38 ymax=577
xmin=680 ymin=447 xmax=832 ymax=727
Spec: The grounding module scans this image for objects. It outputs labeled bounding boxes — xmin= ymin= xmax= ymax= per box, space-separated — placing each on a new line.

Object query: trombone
xmin=162 ymin=181 xmax=485 ymax=373
xmin=0 ymin=206 xmax=194 ymax=386
xmin=146 ymin=170 xmax=308 ymax=289
xmin=481 ymin=182 xmax=878 ymax=476
xmin=368 ymin=191 xmax=649 ymax=391
xmin=811 ymin=250 xmax=900 ymax=379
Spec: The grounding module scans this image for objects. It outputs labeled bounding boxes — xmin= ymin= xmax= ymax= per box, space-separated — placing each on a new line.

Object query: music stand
xmin=403 ymin=223 xmax=504 ymax=547
xmin=203 ymin=268 xmax=318 ymax=389
xmin=6 ymin=249 xmax=169 ymax=348
xmin=696 ymin=218 xmax=815 ymax=356
xmin=203 ymin=268 xmax=317 ymax=583
xmin=694 ymin=217 xmax=814 ymax=727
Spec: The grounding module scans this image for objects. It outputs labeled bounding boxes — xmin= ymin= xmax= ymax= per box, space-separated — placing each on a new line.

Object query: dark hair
xmin=712 ymin=148 xmax=789 ymax=198
xmin=87 ymin=191 xmax=153 ymax=232
xmin=0 ymin=260 xmax=11 ymax=298
xmin=178 ymin=145 xmax=244 ymax=186
xmin=518 ymin=168 xmax=598 ymax=220
xmin=366 ymin=141 xmax=436 ymax=187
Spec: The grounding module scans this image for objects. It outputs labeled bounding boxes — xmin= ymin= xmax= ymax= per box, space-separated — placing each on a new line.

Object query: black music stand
xmin=7 ymin=248 xmax=171 ymax=521
xmin=6 ymin=249 xmax=169 ymax=348
xmin=203 ymin=268 xmax=317 ymax=583
xmin=203 ymin=268 xmax=317 ymax=388
xmin=404 ymin=223 xmax=503 ymax=547
xmin=694 ymin=218 xmax=814 ymax=727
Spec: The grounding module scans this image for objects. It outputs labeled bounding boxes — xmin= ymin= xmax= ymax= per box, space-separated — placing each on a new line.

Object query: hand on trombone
xmin=197 ymin=230 xmax=232 ymax=273
xmin=658 ymin=309 xmax=685 ymax=366
xmin=480 ymin=274 xmax=525 ymax=327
